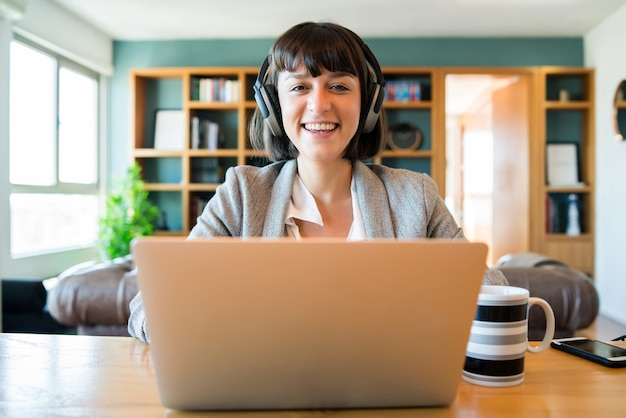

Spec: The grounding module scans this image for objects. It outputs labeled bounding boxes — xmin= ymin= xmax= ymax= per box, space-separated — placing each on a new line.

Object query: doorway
xmin=444 ymin=72 xmax=531 ymax=265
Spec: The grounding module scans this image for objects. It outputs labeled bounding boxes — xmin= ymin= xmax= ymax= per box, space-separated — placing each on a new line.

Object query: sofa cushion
xmin=495 ymin=253 xmax=599 ymax=340
xmin=47 ymin=256 xmax=136 ymax=327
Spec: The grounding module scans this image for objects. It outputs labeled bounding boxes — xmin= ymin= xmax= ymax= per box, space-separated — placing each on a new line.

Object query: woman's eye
xmin=290 ymin=84 xmax=307 ymax=92
xmin=331 ymin=84 xmax=350 ymax=91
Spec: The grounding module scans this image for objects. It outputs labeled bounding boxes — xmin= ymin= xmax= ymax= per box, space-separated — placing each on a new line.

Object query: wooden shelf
xmin=131 ymin=66 xmax=439 ymax=234
xmin=380 ymin=150 xmax=433 ymax=158
xmin=534 ymin=67 xmax=595 ymax=275
xmin=383 ymin=101 xmax=432 ymax=109
xmin=545 ymin=185 xmax=592 ymax=193
xmin=130 ymin=66 xmax=595 ymax=276
xmin=143 ymin=183 xmax=184 ymax=191
xmin=544 ymin=100 xmax=592 ymax=109
xmin=133 ymin=149 xmax=183 ymax=158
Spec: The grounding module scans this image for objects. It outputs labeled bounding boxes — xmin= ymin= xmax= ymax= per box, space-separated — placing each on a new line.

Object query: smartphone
xmin=551 ymin=337 xmax=626 ymax=368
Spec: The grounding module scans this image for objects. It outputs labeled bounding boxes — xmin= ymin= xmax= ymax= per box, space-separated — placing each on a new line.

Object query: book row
xmin=190 ymin=116 xmax=221 ymax=150
xmin=191 ymin=77 xmax=240 ymax=103
xmin=384 ymin=79 xmax=422 ymax=102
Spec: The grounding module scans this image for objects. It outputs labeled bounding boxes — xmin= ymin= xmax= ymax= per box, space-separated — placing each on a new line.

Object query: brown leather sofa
xmin=495 ymin=252 xmax=599 ymax=340
xmin=47 ymin=256 xmax=137 ymax=336
xmin=47 ymin=252 xmax=599 ymax=339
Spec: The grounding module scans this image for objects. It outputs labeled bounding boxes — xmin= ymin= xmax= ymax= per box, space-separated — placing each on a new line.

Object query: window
xmin=9 ymin=38 xmax=100 ymax=257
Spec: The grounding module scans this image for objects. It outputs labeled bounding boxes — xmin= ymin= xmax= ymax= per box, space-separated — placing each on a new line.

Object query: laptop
xmin=132 ymin=237 xmax=487 ymax=411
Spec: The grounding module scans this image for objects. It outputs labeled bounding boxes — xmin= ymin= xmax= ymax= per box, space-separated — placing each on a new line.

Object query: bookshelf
xmin=375 ymin=68 xmax=443 ymax=188
xmin=131 ymin=67 xmax=262 ymax=234
xmin=130 ymin=66 xmax=441 ymax=234
xmin=534 ymin=67 xmax=595 ymax=275
xmin=130 ymin=66 xmax=595 ymax=275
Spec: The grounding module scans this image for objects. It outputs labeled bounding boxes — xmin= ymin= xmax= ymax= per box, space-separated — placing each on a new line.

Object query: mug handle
xmin=527 ymin=297 xmax=556 ymax=353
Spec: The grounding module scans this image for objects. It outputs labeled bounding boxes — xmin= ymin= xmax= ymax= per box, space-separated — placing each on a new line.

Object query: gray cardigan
xmin=128 ymin=160 xmax=507 ymax=342
xmin=192 ymin=159 xmax=463 ymax=239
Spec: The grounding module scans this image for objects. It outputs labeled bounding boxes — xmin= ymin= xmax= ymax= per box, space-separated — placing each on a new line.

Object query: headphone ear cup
xmin=259 ymin=84 xmax=284 ymax=137
xmin=356 ymin=40 xmax=385 ymax=134
xmin=253 ymin=56 xmax=285 ymax=138
xmin=362 ymin=83 xmax=384 ymax=133
xmin=253 ymin=81 xmax=270 ymax=119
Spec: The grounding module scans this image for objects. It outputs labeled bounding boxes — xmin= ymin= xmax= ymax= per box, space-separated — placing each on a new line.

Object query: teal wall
xmin=109 ymin=37 xmax=583 ymax=178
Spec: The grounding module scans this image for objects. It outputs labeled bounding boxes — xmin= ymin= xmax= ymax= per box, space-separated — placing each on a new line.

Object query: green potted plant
xmin=98 ymin=163 xmax=159 ymax=260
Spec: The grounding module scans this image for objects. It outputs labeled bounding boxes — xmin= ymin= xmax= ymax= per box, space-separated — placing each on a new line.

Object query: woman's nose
xmin=307 ymin=87 xmax=331 ymax=112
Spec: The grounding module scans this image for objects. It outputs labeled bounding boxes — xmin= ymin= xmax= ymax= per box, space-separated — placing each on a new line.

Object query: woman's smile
xmin=303 ymin=122 xmax=339 ymax=132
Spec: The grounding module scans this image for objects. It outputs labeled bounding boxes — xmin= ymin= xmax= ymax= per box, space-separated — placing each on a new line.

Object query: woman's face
xmin=277 ymin=64 xmax=361 ymax=165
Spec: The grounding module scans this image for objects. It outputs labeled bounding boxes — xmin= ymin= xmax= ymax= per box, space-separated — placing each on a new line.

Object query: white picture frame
xmin=546 ymin=143 xmax=582 ymax=186
xmin=154 ymin=110 xmax=185 ymax=150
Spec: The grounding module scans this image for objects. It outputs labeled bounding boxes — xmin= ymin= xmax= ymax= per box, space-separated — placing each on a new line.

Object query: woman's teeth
xmin=304 ymin=123 xmax=337 ymax=131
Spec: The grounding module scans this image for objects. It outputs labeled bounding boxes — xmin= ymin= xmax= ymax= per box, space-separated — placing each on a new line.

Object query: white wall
xmin=14 ymin=0 xmax=112 ymax=75
xmin=585 ymin=2 xmax=626 ymax=325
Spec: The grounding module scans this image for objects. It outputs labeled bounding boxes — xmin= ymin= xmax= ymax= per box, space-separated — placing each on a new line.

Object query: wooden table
xmin=0 ymin=333 xmax=624 ymax=417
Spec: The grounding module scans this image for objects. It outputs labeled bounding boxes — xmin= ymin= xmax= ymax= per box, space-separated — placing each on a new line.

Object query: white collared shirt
xmin=285 ymin=174 xmax=366 ymax=241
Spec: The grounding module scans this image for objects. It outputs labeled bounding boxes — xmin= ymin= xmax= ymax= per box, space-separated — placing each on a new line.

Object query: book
xmin=201 ymin=120 xmax=219 ymax=150
xmin=154 ymin=110 xmax=185 ymax=150
xmin=546 ymin=143 xmax=584 ymax=186
xmin=190 ymin=116 xmax=200 ymax=149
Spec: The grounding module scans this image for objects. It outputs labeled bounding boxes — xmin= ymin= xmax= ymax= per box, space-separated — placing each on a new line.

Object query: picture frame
xmin=154 ymin=110 xmax=185 ymax=150
xmin=546 ymin=143 xmax=583 ymax=186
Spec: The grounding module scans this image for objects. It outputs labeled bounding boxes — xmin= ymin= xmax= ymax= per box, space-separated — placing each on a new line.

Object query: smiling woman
xmin=127 ymin=21 xmax=508 ymax=343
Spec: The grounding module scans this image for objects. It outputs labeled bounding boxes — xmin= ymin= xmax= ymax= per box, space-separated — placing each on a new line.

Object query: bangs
xmin=271 ymin=24 xmax=360 ymax=77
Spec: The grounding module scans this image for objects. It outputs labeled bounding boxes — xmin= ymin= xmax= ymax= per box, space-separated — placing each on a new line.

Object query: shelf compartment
xmin=148 ymin=190 xmax=183 ymax=233
xmin=385 ymin=108 xmax=432 ymax=152
xmin=383 ymin=71 xmax=433 ymax=102
xmin=188 ymin=109 xmax=239 ymax=150
xmin=190 ymin=156 xmax=237 ymax=184
xmin=545 ymin=73 xmax=591 ymax=102
xmin=134 ymin=77 xmax=184 ymax=149
xmin=545 ymin=109 xmax=587 ymax=143
xmin=137 ymin=157 xmax=183 ymax=184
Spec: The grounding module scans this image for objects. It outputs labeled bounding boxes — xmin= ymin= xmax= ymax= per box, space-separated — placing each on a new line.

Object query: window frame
xmin=4 ymin=35 xmax=105 ymax=276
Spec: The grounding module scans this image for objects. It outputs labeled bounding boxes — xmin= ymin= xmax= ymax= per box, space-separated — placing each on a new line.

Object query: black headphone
xmin=253 ymin=37 xmax=386 ymax=138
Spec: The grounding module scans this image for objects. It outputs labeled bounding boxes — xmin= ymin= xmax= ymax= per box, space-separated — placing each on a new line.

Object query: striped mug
xmin=463 ymin=285 xmax=555 ymax=387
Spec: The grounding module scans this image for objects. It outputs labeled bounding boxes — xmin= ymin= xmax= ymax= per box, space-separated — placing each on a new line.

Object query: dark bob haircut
xmin=249 ymin=21 xmax=387 ymax=162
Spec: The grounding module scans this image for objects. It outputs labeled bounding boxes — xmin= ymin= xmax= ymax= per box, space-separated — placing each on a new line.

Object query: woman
xmin=128 ymin=21 xmax=507 ymax=343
